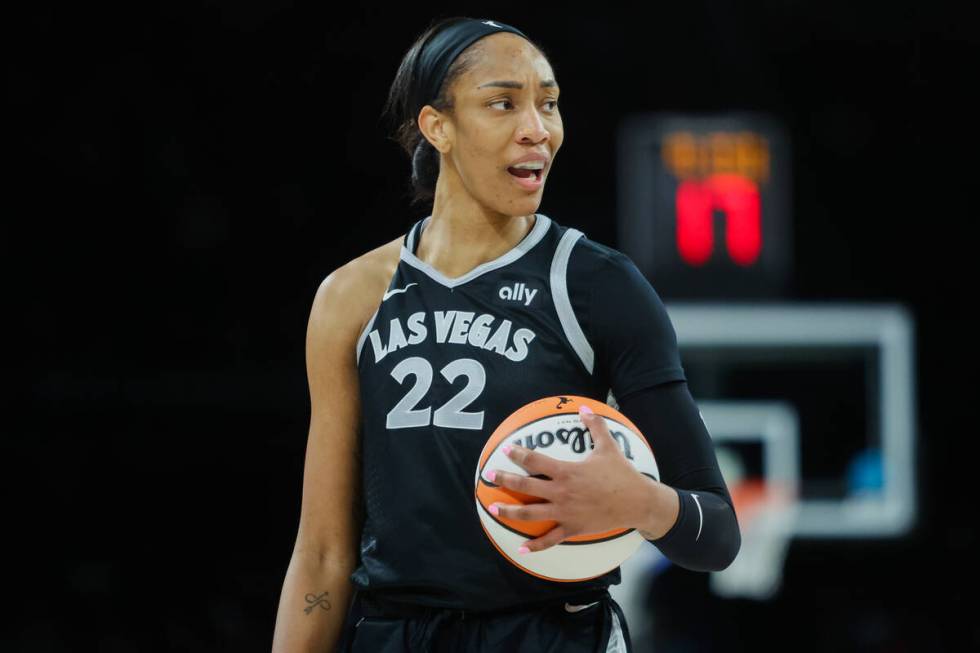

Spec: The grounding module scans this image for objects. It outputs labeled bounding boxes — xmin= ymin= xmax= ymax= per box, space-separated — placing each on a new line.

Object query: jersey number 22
xmin=386 ymin=356 xmax=486 ymax=430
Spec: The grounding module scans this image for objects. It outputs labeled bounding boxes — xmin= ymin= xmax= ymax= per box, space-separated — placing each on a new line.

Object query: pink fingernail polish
xmin=502 ymin=444 xmax=512 ymax=455
xmin=486 ymin=469 xmax=496 ymax=482
xmin=517 ymin=546 xmax=530 ymax=554
xmin=579 ymin=405 xmax=594 ymax=415
xmin=489 ymin=503 xmax=499 ymax=516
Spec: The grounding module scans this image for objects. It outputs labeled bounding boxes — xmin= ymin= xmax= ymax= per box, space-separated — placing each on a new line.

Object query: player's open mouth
xmin=507 ymin=166 xmax=543 ymax=190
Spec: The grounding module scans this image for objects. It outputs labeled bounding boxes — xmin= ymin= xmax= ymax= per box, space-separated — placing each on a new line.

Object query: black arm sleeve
xmin=618 ymin=382 xmax=741 ymax=572
xmin=588 ymin=250 xmax=740 ymax=572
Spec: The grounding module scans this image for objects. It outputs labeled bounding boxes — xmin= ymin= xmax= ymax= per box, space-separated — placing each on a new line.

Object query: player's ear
xmin=418 ymin=105 xmax=452 ymax=154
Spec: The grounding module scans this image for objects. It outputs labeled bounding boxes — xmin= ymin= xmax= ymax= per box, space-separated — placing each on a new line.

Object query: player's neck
xmin=419 ymin=203 xmax=536 ymax=279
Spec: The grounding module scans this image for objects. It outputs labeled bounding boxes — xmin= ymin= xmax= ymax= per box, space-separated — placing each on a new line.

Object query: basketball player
xmin=271 ymin=17 xmax=741 ymax=653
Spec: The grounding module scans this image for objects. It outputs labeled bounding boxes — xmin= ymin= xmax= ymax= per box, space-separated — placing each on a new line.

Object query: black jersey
xmin=350 ymin=213 xmax=686 ymax=611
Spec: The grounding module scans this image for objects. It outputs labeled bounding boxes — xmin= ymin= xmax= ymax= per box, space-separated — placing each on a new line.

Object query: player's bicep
xmin=592 ymin=253 xmax=686 ymax=402
xmin=293 ymin=266 xmax=365 ymax=565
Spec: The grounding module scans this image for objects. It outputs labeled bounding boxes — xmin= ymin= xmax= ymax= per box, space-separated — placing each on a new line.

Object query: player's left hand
xmin=488 ymin=404 xmax=654 ymax=553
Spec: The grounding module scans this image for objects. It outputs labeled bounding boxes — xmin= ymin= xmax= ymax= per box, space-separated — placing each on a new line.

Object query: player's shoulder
xmin=547 ymin=220 xmax=656 ymax=305
xmin=553 ymin=220 xmax=634 ymax=276
xmin=311 ymin=233 xmax=404 ymax=340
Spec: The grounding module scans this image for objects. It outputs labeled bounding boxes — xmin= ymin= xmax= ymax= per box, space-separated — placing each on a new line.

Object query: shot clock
xmin=617 ymin=113 xmax=791 ymax=298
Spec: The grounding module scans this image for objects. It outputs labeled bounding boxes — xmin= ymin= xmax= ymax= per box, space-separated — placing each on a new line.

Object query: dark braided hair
xmin=381 ymin=17 xmax=553 ymax=207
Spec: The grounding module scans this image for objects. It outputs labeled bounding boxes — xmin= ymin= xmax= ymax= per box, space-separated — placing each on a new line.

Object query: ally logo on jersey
xmin=497 ymin=281 xmax=538 ymax=306
xmin=382 ymin=280 xmax=540 ymax=307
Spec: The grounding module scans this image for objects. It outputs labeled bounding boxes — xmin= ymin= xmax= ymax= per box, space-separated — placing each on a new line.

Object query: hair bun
xmin=411 ymin=138 xmax=439 ymax=199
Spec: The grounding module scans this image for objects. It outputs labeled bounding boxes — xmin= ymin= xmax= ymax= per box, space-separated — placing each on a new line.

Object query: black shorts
xmin=335 ymin=588 xmax=633 ymax=653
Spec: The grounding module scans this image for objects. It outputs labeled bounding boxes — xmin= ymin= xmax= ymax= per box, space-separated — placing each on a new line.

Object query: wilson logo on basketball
xmin=508 ymin=426 xmax=636 ymax=460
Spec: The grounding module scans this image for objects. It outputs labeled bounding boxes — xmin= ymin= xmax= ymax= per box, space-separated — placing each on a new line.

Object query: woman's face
xmin=428 ymin=32 xmax=563 ymax=216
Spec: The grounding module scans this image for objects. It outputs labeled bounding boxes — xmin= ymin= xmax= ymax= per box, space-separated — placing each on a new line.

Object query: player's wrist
xmin=628 ymin=472 xmax=681 ymax=541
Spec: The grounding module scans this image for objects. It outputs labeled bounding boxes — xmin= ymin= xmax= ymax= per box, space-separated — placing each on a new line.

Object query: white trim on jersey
xmin=550 ymin=228 xmax=595 ymax=375
xmin=606 ymin=604 xmax=628 ymax=653
xmin=400 ymin=213 xmax=551 ymax=289
xmin=355 ymin=305 xmax=381 ymax=366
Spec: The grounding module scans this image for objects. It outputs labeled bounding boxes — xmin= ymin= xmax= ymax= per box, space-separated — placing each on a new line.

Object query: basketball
xmin=474 ymin=394 xmax=661 ymax=582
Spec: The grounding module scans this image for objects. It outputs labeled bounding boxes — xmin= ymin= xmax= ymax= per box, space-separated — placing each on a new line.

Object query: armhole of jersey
xmin=549 ymin=228 xmax=595 ymax=375
xmin=356 ymin=225 xmax=418 ymax=365
xmin=355 ymin=305 xmax=380 ymax=366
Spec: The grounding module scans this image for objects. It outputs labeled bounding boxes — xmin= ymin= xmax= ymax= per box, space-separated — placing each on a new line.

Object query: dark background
xmin=7 ymin=2 xmax=976 ymax=651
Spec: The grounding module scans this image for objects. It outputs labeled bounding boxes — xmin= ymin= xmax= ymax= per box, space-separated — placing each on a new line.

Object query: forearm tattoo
xmin=303 ymin=591 xmax=332 ymax=615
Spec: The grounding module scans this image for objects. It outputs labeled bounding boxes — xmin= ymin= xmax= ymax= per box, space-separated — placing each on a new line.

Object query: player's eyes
xmin=489 ymin=99 xmax=560 ymax=112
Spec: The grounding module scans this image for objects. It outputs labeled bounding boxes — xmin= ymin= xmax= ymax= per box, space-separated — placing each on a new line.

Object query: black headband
xmin=410 ymin=18 xmax=529 ymax=119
